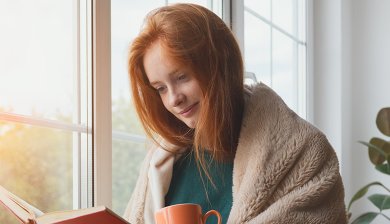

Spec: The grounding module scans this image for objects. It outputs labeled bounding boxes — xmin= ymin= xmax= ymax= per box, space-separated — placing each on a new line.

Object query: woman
xmin=124 ymin=3 xmax=347 ymax=224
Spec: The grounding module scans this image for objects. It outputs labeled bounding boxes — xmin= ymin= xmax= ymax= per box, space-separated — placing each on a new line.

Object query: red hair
xmin=128 ymin=4 xmax=244 ymax=164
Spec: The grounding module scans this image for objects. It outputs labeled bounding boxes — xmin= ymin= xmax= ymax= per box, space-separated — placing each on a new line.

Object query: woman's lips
xmin=179 ymin=103 xmax=198 ymax=117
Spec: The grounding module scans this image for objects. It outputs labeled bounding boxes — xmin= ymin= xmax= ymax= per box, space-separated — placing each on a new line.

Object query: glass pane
xmin=112 ymin=140 xmax=147 ymax=215
xmin=272 ymin=0 xmax=296 ymax=38
xmin=0 ymin=120 xmax=73 ymax=223
xmin=244 ymin=0 xmax=270 ymax=20
xmin=167 ymin=0 xmax=222 ymax=17
xmin=111 ymin=0 xmax=165 ymax=215
xmin=111 ymin=0 xmax=164 ymax=135
xmin=0 ymin=0 xmax=76 ymax=122
xmin=168 ymin=0 xmax=207 ymax=5
xmin=272 ymin=29 xmax=298 ymax=111
xmin=244 ymin=11 xmax=271 ymax=84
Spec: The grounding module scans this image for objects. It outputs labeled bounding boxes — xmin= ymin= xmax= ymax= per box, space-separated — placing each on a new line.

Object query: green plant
xmin=348 ymin=107 xmax=390 ymax=224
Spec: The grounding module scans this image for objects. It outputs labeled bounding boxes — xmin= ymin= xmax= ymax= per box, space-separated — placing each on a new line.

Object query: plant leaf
xmin=365 ymin=138 xmax=390 ymax=165
xmin=348 ymin=182 xmax=390 ymax=211
xmin=375 ymin=163 xmax=390 ymax=175
xmin=359 ymin=141 xmax=387 ymax=158
xmin=351 ymin=212 xmax=379 ymax=224
xmin=376 ymin=107 xmax=390 ymax=137
xmin=368 ymin=194 xmax=390 ymax=211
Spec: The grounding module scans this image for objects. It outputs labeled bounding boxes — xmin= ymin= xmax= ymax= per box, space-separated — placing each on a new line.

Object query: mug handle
xmin=203 ymin=210 xmax=222 ymax=224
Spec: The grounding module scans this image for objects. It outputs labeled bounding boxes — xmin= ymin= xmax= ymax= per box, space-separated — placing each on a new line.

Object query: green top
xmin=165 ymin=151 xmax=233 ymax=224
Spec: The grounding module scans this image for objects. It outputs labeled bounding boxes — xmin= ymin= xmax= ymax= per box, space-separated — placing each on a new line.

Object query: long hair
xmin=128 ymin=3 xmax=244 ymax=170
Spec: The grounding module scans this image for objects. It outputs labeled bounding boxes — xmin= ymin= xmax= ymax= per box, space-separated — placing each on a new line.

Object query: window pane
xmin=111 ymin=0 xmax=164 ymax=135
xmin=111 ymin=0 xmax=165 ymax=215
xmin=167 ymin=0 xmax=223 ymax=16
xmin=244 ymin=11 xmax=271 ymax=84
xmin=112 ymin=140 xmax=147 ymax=214
xmin=0 ymin=1 xmax=91 ymax=221
xmin=244 ymin=0 xmax=270 ymax=20
xmin=0 ymin=0 xmax=76 ymax=122
xmin=244 ymin=1 xmax=306 ymax=117
xmin=272 ymin=0 xmax=296 ymax=38
xmin=272 ymin=29 xmax=298 ymax=111
xmin=0 ymin=120 xmax=73 ymax=223
xmin=168 ymin=0 xmax=207 ymax=5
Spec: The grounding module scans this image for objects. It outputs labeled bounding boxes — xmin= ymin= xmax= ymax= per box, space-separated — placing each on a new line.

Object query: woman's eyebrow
xmin=149 ymin=69 xmax=179 ymax=86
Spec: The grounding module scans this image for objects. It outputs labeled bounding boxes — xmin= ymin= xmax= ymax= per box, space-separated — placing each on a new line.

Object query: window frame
xmin=233 ymin=0 xmax=308 ymax=118
xmin=92 ymin=0 xmax=112 ymax=208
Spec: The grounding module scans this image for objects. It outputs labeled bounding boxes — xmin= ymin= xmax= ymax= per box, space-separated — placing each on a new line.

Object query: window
xmin=0 ymin=1 xmax=308 ymax=223
xmin=0 ymin=0 xmax=92 ymax=223
xmin=243 ymin=0 xmax=307 ymax=117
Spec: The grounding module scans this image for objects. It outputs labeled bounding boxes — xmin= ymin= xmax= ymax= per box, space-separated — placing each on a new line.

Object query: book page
xmin=0 ymin=185 xmax=130 ymax=224
xmin=36 ymin=206 xmax=130 ymax=224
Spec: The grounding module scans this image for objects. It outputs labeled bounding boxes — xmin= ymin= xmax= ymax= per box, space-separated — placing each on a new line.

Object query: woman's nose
xmin=168 ymin=89 xmax=184 ymax=107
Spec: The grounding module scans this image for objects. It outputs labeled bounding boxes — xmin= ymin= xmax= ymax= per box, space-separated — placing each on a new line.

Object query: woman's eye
xmin=177 ymin=74 xmax=187 ymax=81
xmin=156 ymin=86 xmax=166 ymax=94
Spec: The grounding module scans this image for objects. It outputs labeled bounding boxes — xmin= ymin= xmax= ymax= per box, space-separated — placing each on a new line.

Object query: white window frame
xmin=92 ymin=0 xmax=112 ymax=208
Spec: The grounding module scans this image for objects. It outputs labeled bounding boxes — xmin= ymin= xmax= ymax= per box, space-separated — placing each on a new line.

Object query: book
xmin=0 ymin=185 xmax=130 ymax=224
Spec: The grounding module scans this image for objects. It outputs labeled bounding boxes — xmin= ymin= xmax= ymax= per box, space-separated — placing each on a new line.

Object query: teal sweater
xmin=165 ymin=151 xmax=233 ymax=224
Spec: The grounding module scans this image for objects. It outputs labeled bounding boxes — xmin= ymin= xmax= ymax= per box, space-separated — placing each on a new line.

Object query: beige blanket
xmin=124 ymin=83 xmax=348 ymax=224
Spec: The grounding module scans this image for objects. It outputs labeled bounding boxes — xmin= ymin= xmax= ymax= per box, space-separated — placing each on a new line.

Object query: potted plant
xmin=348 ymin=107 xmax=390 ymax=223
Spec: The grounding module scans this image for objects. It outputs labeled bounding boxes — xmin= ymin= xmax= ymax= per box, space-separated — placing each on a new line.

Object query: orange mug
xmin=155 ymin=203 xmax=222 ymax=224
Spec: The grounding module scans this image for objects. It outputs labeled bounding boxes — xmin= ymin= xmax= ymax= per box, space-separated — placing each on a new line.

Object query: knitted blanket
xmin=123 ymin=83 xmax=347 ymax=224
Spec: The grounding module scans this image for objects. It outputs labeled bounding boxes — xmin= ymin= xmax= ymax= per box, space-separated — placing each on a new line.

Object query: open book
xmin=0 ymin=185 xmax=130 ymax=224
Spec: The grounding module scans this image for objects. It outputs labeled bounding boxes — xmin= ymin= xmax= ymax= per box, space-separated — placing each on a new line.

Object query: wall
xmin=349 ymin=0 xmax=390 ymax=221
xmin=312 ymin=0 xmax=390 ymax=223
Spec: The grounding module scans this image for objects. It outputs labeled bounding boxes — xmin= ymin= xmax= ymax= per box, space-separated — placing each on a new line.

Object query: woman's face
xmin=143 ymin=40 xmax=203 ymax=128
